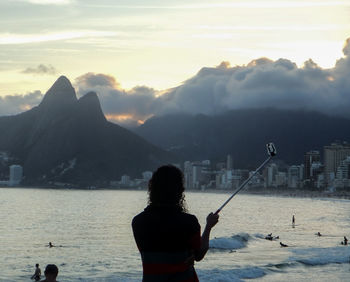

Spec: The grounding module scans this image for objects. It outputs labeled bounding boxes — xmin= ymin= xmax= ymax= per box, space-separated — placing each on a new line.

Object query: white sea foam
xmin=253 ymin=233 xmax=266 ymax=239
xmin=209 ymin=233 xmax=250 ymax=250
xmin=289 ymin=246 xmax=350 ymax=266
xmin=198 ymin=267 xmax=266 ymax=281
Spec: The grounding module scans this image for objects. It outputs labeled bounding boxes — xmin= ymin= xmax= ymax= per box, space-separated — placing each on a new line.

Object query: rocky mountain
xmin=134 ymin=109 xmax=350 ymax=169
xmin=0 ymin=76 xmax=174 ymax=186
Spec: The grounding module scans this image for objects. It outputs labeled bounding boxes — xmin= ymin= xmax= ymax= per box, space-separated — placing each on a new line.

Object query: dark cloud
xmin=0 ymin=91 xmax=43 ymax=116
xmin=22 ymin=64 xmax=57 ymax=75
xmin=75 ymin=72 xmax=119 ymax=88
xmin=73 ymin=38 xmax=350 ymax=126
xmin=75 ymin=73 xmax=160 ymax=125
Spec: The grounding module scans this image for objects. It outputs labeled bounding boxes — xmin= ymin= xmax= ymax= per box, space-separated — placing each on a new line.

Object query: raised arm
xmin=195 ymin=212 xmax=219 ymax=261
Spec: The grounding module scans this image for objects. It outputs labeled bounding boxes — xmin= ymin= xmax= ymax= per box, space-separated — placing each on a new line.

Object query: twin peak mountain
xmin=0 ymin=76 xmax=173 ymax=186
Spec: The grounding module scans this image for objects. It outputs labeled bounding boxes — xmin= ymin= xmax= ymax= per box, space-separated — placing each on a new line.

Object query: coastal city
xmin=114 ymin=141 xmax=350 ymax=191
xmin=1 ymin=141 xmax=349 ymax=191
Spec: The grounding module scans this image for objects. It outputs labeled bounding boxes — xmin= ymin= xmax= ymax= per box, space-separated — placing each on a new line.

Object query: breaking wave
xmin=290 ymin=246 xmax=350 ymax=266
xmin=209 ymin=233 xmax=251 ymax=250
xmin=197 ymin=266 xmax=266 ymax=281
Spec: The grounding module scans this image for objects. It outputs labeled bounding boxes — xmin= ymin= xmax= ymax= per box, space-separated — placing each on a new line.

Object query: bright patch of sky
xmin=1 ymin=0 xmax=349 ymax=95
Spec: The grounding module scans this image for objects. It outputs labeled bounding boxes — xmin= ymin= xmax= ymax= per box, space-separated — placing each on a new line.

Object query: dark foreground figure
xmin=132 ymin=165 xmax=219 ymax=282
xmin=41 ymin=264 xmax=59 ymax=282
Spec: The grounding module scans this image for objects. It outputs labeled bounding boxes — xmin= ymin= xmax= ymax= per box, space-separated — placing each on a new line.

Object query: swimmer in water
xmin=280 ymin=242 xmax=288 ymax=247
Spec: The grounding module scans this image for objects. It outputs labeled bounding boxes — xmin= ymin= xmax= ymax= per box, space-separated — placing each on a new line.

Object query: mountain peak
xmin=39 ymin=76 xmax=77 ymax=108
xmin=77 ymin=91 xmax=106 ymax=122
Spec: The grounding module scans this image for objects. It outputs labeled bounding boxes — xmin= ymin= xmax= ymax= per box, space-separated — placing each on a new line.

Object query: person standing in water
xmin=41 ymin=264 xmax=59 ymax=282
xmin=132 ymin=165 xmax=219 ymax=282
xmin=31 ymin=264 xmax=41 ymax=281
xmin=292 ymin=215 xmax=295 ymax=227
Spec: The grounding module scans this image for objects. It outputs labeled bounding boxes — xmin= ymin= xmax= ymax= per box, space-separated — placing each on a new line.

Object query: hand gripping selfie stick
xmin=215 ymin=143 xmax=277 ymax=214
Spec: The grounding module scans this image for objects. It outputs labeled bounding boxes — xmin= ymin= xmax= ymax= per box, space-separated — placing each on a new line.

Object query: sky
xmin=1 ymin=0 xmax=350 ymax=126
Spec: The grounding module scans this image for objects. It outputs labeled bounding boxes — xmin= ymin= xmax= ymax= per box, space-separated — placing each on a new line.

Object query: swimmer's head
xmin=44 ymin=264 xmax=58 ymax=279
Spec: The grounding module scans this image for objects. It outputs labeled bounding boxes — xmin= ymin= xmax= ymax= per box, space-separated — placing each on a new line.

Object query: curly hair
xmin=148 ymin=165 xmax=187 ymax=212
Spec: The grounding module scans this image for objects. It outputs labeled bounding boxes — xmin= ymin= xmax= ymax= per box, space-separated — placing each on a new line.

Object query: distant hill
xmin=134 ymin=109 xmax=350 ymax=169
xmin=0 ymin=76 xmax=174 ymax=186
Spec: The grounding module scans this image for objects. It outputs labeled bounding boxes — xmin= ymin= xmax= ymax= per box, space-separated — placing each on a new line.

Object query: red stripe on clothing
xmin=143 ymin=262 xmax=191 ymax=275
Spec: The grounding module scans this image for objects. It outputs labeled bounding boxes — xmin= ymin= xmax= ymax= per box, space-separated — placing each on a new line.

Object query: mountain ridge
xmin=134 ymin=108 xmax=350 ymax=168
xmin=0 ymin=76 xmax=174 ymax=186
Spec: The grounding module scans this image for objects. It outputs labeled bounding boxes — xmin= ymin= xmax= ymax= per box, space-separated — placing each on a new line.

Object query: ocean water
xmin=0 ymin=188 xmax=349 ymax=281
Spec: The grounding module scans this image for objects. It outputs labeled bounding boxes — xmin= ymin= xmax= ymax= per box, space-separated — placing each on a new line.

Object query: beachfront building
xmin=288 ymin=165 xmax=304 ymax=188
xmin=266 ymin=163 xmax=278 ymax=187
xmin=226 ymin=154 xmax=233 ymax=170
xmin=142 ymin=171 xmax=152 ymax=181
xmin=121 ymin=175 xmax=131 ymax=186
xmin=334 ymin=156 xmax=350 ymax=189
xmin=9 ymin=165 xmax=23 ymax=186
xmin=324 ymin=141 xmax=350 ymax=185
xmin=304 ymin=150 xmax=320 ymax=180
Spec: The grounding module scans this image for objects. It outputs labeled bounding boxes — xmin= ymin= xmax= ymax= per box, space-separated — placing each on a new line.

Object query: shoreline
xmin=1 ymin=185 xmax=349 ymax=200
xmin=200 ymin=188 xmax=350 ymax=200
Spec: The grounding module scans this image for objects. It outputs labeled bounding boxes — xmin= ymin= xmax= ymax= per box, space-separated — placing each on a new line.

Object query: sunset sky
xmin=1 ymin=0 xmax=350 ymax=125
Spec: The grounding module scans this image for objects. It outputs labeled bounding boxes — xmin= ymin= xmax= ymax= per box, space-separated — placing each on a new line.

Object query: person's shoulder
xmin=181 ymin=212 xmax=199 ymax=223
xmin=181 ymin=212 xmax=200 ymax=232
xmin=132 ymin=209 xmax=148 ymax=226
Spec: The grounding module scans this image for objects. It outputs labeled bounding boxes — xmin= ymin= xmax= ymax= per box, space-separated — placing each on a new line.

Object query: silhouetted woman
xmin=132 ymin=165 xmax=219 ymax=282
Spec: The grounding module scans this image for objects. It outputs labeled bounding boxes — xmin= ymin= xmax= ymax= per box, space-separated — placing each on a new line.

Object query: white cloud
xmin=0 ymin=31 xmax=116 ymax=45
xmin=20 ymin=0 xmax=72 ymax=5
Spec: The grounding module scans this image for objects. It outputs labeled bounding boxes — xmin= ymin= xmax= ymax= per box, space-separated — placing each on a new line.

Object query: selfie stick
xmin=215 ymin=143 xmax=277 ymax=215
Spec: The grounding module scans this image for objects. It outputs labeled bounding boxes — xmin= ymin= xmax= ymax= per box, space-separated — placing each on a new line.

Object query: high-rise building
xmin=9 ymin=165 xmax=23 ymax=186
xmin=324 ymin=141 xmax=350 ymax=184
xmin=304 ymin=151 xmax=320 ymax=180
xmin=142 ymin=171 xmax=153 ymax=181
xmin=288 ymin=165 xmax=303 ymax=188
xmin=276 ymin=172 xmax=287 ymax=187
xmin=334 ymin=156 xmax=350 ymax=188
xmin=192 ymin=165 xmax=202 ymax=189
xmin=121 ymin=175 xmax=130 ymax=185
xmin=226 ymin=154 xmax=233 ymax=170
xmin=184 ymin=161 xmax=193 ymax=189
xmin=267 ymin=163 xmax=278 ymax=187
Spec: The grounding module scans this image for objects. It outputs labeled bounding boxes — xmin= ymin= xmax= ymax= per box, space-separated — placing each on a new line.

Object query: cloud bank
xmin=2 ymin=38 xmax=350 ymax=126
xmin=22 ymin=64 xmax=57 ymax=75
xmin=0 ymin=91 xmax=43 ymax=116
xmin=74 ymin=38 xmax=350 ymax=126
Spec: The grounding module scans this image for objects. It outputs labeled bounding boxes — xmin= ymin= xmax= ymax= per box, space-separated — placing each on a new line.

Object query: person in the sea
xmin=280 ymin=242 xmax=288 ymax=247
xmin=317 ymin=232 xmax=322 ymax=237
xmin=31 ymin=263 xmax=41 ymax=281
xmin=48 ymin=242 xmax=54 ymax=248
xmin=132 ymin=165 xmax=219 ymax=282
xmin=41 ymin=264 xmax=59 ymax=282
xmin=344 ymin=236 xmax=348 ymax=245
xmin=292 ymin=215 xmax=295 ymax=225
